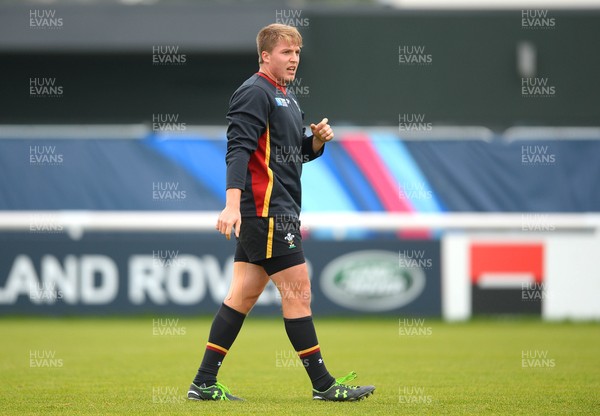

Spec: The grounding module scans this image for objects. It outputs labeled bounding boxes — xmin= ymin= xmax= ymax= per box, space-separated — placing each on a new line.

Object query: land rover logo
xmin=320 ymin=250 xmax=426 ymax=312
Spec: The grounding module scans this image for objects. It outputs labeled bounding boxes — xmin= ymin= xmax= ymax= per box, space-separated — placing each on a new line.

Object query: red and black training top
xmin=225 ymin=72 xmax=324 ymax=218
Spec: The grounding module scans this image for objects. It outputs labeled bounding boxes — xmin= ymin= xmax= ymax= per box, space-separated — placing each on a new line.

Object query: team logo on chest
xmin=275 ymin=97 xmax=291 ymax=107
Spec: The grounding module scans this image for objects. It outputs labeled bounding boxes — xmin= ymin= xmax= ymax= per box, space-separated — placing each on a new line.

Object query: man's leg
xmin=269 ymin=262 xmax=336 ymax=392
xmin=190 ymin=262 xmax=269 ymax=390
xmin=269 ymin=260 xmax=375 ymax=401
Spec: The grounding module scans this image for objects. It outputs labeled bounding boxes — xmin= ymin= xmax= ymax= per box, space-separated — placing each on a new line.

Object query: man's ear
xmin=261 ymin=51 xmax=270 ymax=64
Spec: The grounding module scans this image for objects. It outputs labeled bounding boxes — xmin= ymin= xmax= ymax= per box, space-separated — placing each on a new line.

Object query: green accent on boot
xmin=312 ymin=371 xmax=375 ymax=401
xmin=187 ymin=381 xmax=244 ymax=401
xmin=335 ymin=371 xmax=359 ymax=388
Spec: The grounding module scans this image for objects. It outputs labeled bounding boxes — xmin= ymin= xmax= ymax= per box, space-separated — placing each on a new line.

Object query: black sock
xmin=192 ymin=303 xmax=246 ymax=386
xmin=284 ymin=316 xmax=336 ymax=392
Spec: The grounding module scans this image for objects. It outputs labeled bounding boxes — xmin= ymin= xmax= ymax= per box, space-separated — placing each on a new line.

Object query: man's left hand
xmin=310 ymin=118 xmax=334 ymax=143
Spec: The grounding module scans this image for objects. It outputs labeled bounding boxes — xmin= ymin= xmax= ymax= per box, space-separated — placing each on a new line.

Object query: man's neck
xmin=258 ymin=68 xmax=286 ymax=86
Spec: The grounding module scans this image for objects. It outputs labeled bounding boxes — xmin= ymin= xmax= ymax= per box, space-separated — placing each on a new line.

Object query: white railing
xmin=1 ymin=211 xmax=599 ymax=236
xmin=2 ymin=124 xmax=600 ymax=141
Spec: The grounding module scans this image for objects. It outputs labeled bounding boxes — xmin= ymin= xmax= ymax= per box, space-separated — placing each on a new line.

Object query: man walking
xmin=187 ymin=23 xmax=375 ymax=402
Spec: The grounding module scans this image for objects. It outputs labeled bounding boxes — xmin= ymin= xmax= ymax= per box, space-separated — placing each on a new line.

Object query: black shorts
xmin=234 ymin=216 xmax=305 ymax=275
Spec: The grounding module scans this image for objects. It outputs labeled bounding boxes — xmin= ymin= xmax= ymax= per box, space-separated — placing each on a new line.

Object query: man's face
xmin=262 ymin=40 xmax=300 ymax=85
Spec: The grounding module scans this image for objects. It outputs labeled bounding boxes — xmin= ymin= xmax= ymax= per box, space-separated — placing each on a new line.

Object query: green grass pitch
xmin=1 ymin=317 xmax=598 ymax=415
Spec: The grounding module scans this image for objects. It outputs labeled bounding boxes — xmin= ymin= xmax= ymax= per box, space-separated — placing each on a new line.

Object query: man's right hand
xmin=216 ymin=188 xmax=243 ymax=240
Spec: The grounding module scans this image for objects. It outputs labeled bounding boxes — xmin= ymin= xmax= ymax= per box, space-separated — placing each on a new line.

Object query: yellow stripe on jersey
xmin=261 ymin=123 xmax=274 ymax=217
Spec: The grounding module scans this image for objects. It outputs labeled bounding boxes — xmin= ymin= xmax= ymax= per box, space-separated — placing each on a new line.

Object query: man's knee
xmin=232 ymin=285 xmax=266 ymax=313
xmin=243 ymin=290 xmax=262 ymax=310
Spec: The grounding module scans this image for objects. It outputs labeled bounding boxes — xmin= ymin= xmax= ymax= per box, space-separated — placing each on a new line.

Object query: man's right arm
xmin=225 ymin=85 xmax=270 ymax=191
xmin=218 ymin=84 xmax=270 ymax=239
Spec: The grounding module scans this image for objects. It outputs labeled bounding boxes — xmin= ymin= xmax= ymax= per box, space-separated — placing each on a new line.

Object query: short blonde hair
xmin=256 ymin=23 xmax=303 ymax=64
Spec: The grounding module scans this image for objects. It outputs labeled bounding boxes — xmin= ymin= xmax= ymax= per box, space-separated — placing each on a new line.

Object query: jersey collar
xmin=256 ymin=72 xmax=287 ymax=95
